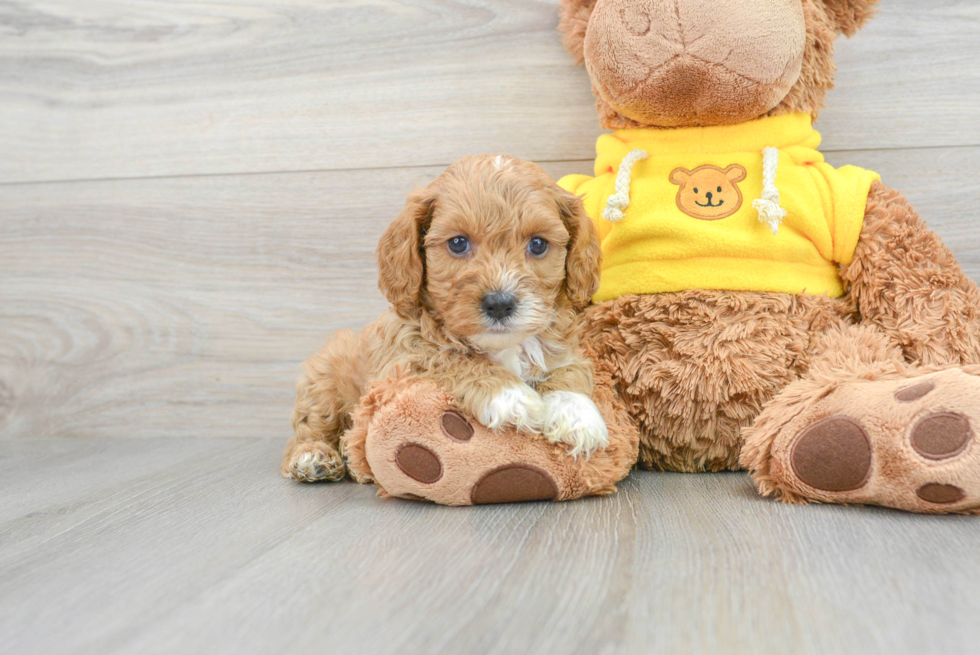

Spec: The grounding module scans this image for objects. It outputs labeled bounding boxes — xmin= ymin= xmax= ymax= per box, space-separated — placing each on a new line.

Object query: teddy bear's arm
xmin=842 ymin=181 xmax=980 ymax=368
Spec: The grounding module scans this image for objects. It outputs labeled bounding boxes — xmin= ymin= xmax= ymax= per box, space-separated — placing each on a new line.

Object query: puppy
xmin=281 ymin=155 xmax=607 ymax=482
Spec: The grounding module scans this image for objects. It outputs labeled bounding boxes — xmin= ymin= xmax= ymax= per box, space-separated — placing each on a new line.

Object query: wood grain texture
xmin=3 ymin=151 xmax=979 ymax=442
xmin=1 ymin=437 xmax=979 ymax=655
xmin=1 ymin=0 xmax=979 ymax=184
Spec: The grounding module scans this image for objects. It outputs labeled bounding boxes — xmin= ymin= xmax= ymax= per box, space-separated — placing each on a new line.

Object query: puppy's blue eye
xmin=447 ymin=236 xmax=470 ymax=255
xmin=527 ymin=237 xmax=549 ymax=257
xmin=693 ymin=188 xmax=699 ymax=194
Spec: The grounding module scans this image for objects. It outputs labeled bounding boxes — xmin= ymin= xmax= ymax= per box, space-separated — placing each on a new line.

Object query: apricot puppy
xmin=281 ymin=155 xmax=607 ymax=482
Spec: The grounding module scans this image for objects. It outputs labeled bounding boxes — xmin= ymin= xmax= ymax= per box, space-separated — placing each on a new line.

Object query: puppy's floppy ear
xmin=821 ymin=0 xmax=879 ymax=37
xmin=552 ymin=186 xmax=601 ymax=310
xmin=377 ymin=188 xmax=435 ymax=319
xmin=558 ymin=0 xmax=598 ymax=64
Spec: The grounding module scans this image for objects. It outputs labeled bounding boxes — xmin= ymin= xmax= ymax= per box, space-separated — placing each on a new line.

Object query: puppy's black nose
xmin=481 ymin=292 xmax=517 ymax=322
xmin=705 ymin=191 xmax=713 ymax=200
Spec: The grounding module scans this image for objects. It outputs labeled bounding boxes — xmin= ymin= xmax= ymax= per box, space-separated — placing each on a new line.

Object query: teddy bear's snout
xmin=584 ymin=0 xmax=807 ymax=127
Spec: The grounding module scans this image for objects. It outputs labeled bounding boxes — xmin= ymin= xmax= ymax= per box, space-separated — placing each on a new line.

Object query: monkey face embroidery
xmin=669 ymin=164 xmax=748 ymax=220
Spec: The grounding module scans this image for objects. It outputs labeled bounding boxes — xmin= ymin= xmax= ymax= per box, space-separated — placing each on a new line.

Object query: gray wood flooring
xmin=2 ymin=1 xmax=980 ymax=653
xmin=3 ymin=437 xmax=980 ymax=655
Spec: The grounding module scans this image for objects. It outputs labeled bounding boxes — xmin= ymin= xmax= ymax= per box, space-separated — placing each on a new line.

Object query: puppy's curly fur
xmin=282 ymin=155 xmax=606 ymax=482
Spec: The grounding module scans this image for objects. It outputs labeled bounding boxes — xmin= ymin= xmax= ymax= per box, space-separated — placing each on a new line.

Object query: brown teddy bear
xmin=560 ymin=0 xmax=980 ymax=513
xmin=341 ymin=0 xmax=980 ymax=513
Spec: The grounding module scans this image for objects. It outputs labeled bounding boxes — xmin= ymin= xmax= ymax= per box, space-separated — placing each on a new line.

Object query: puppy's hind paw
xmin=282 ymin=442 xmax=346 ymax=482
xmin=543 ymin=391 xmax=609 ymax=458
xmin=479 ymin=384 xmax=546 ymax=433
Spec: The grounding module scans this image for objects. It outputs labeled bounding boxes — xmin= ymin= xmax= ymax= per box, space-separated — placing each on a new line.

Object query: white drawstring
xmin=603 ymin=149 xmax=649 ymax=222
xmin=753 ymin=146 xmax=786 ymax=235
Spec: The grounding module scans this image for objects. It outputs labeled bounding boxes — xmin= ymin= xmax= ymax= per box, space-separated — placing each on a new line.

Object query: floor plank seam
xmin=2 ymin=142 xmax=978 ymax=188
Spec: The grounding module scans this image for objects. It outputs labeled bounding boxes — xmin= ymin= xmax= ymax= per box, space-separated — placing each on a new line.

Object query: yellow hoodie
xmin=559 ymin=113 xmax=880 ymax=302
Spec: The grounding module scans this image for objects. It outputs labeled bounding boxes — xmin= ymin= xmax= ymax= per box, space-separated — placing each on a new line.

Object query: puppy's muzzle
xmin=481 ymin=291 xmax=518 ymax=323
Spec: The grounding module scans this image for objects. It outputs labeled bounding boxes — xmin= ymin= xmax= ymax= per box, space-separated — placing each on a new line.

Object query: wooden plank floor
xmin=2 ymin=1 xmax=980 ymax=653
xmin=2 ymin=437 xmax=980 ymax=655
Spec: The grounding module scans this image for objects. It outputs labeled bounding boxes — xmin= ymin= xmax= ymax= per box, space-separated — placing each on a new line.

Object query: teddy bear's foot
xmin=742 ymin=368 xmax=980 ymax=514
xmin=341 ymin=376 xmax=637 ymax=506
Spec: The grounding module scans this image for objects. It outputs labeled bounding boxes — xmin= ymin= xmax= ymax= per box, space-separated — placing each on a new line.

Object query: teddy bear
xmin=558 ymin=0 xmax=980 ymax=513
xmin=343 ymin=0 xmax=980 ymax=513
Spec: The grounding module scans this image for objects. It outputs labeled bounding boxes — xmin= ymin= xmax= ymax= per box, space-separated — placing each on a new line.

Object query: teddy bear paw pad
xmin=471 ymin=465 xmax=558 ymax=505
xmin=790 ymin=416 xmax=871 ymax=492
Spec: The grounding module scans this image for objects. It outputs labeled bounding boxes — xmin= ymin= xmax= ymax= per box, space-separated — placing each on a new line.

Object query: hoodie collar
xmin=595 ymin=112 xmax=820 ymax=174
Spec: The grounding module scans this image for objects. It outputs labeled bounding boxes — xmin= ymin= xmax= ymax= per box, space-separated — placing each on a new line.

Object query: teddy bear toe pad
xmin=440 ymin=411 xmax=474 ymax=442
xmin=909 ymin=412 xmax=972 ymax=460
xmin=395 ymin=444 xmax=443 ymax=484
xmin=768 ymin=369 xmax=980 ymax=514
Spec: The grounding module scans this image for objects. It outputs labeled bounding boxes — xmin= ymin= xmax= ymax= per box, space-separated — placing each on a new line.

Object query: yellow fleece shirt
xmin=559 ymin=113 xmax=880 ymax=302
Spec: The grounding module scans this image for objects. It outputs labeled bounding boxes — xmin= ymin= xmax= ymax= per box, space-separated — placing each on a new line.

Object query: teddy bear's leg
xmin=741 ymin=183 xmax=980 ymax=513
xmin=741 ymin=321 xmax=980 ymax=514
xmin=842 ymin=181 xmax=980 ymax=367
xmin=342 ymin=373 xmax=638 ymax=506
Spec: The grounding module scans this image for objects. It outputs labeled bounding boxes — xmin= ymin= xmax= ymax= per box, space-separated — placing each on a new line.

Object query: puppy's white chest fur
xmin=489 ymin=336 xmax=548 ymax=382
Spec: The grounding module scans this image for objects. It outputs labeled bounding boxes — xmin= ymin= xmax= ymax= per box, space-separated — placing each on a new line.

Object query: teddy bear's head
xmin=559 ymin=0 xmax=879 ymax=129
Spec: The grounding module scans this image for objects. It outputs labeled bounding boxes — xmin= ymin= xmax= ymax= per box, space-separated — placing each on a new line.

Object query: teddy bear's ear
xmin=558 ymin=0 xmax=598 ymax=64
xmin=669 ymin=168 xmax=692 ymax=186
xmin=821 ymin=0 xmax=880 ymax=37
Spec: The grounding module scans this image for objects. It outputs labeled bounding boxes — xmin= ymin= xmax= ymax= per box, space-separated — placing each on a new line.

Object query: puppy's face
xmin=424 ymin=176 xmax=569 ymax=349
xmin=377 ymin=156 xmax=601 ymax=351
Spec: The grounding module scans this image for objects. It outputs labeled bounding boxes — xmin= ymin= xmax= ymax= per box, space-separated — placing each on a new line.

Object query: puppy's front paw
xmin=543 ymin=392 xmax=609 ymax=458
xmin=479 ymin=384 xmax=546 ymax=433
